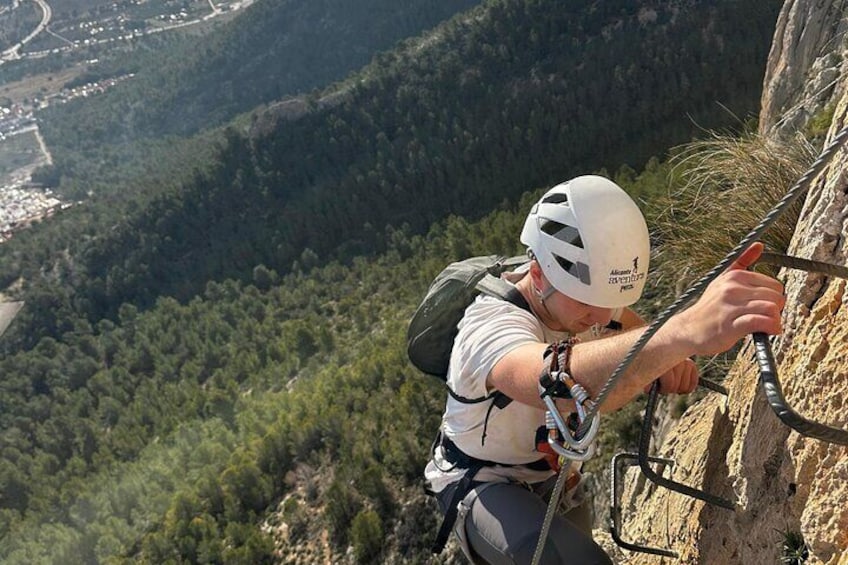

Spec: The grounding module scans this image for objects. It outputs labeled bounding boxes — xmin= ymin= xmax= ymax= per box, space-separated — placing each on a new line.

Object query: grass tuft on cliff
xmin=649 ymin=129 xmax=817 ymax=290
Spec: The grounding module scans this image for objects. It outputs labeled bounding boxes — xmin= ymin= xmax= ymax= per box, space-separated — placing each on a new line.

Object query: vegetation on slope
xmin=0 ymin=202 xmax=507 ymax=562
xmin=0 ymin=126 xmax=819 ymax=561
xmin=651 ymin=130 xmax=817 ymax=286
xmin=1 ymin=0 xmax=782 ymax=351
xmin=0 ymin=1 xmax=805 ymax=561
xmin=40 ymin=0 xmax=484 ymax=146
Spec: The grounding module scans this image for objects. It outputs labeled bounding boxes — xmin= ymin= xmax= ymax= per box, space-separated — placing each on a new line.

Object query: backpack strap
xmin=432 ymin=459 xmax=485 ymax=554
xmin=476 ymin=273 xmax=531 ymax=312
xmin=448 ymin=388 xmax=503 ymax=404
xmin=430 ymin=278 xmax=541 ymax=554
xmin=448 ymin=276 xmax=530 ymax=406
xmin=475 ymin=266 xmax=531 ymax=312
xmin=494 ymin=254 xmax=530 ymax=270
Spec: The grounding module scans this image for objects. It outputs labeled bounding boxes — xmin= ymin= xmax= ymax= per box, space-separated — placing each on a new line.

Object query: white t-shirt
xmin=424 ymin=293 xmax=575 ymax=494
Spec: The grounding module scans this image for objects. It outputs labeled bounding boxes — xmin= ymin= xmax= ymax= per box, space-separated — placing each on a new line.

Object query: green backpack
xmin=406 ymin=254 xmax=530 ymax=379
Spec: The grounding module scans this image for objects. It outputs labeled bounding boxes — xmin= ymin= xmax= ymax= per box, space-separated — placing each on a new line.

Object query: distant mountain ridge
xmin=73 ymin=0 xmax=782 ymax=320
xmin=39 ymin=0 xmax=483 ymax=147
xmin=3 ymin=0 xmax=782 ymax=348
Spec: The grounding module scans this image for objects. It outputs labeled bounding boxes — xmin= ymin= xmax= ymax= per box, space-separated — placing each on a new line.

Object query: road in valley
xmin=1 ymin=0 xmax=51 ymax=63
xmin=1 ymin=0 xmax=255 ymax=64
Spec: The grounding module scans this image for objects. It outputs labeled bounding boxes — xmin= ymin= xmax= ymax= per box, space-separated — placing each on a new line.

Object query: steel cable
xmin=531 ymin=124 xmax=848 ymax=565
xmin=577 ymin=125 xmax=848 ymax=437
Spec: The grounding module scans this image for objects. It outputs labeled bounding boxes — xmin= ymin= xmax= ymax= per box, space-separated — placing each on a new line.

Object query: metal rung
xmin=753 ymin=332 xmax=848 ymax=445
xmin=609 ymin=452 xmax=677 ymax=557
xmin=751 ymin=252 xmax=848 ymax=445
xmin=638 ymin=380 xmax=735 ymax=510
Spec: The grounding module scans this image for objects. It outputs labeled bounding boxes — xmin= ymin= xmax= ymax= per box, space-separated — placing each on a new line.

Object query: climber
xmin=424 ymin=175 xmax=785 ymax=564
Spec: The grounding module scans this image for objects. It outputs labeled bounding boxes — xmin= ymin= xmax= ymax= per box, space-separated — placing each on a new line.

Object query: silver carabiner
xmin=544 ymin=409 xmax=597 ymax=461
xmin=541 ymin=394 xmax=599 ymax=451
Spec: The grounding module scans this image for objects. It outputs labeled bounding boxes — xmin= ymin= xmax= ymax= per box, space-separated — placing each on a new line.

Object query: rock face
xmin=615 ymin=2 xmax=848 ymax=563
xmin=760 ymin=0 xmax=848 ymax=135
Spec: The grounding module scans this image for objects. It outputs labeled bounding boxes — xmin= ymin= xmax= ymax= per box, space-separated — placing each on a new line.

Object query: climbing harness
xmin=428 ymin=431 xmax=555 ymax=554
xmin=532 ymin=124 xmax=848 ymax=565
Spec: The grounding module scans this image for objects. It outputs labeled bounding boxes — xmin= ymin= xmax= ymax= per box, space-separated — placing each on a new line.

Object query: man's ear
xmin=529 ymin=261 xmax=545 ymax=288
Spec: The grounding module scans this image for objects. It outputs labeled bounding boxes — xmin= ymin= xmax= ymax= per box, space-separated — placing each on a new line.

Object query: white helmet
xmin=520 ymin=175 xmax=650 ymax=308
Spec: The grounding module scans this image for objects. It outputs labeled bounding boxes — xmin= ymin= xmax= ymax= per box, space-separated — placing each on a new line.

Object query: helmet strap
xmin=534 ymin=284 xmax=557 ymax=320
xmin=529 ymin=259 xmax=557 ymax=311
xmin=537 ymin=285 xmax=557 ymax=303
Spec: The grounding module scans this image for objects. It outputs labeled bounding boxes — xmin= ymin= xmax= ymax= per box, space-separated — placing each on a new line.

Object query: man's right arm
xmin=489 ymin=242 xmax=785 ymax=413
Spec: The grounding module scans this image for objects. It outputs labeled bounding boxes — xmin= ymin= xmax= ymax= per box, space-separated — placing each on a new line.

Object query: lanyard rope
xmin=530 ymin=124 xmax=848 ymax=565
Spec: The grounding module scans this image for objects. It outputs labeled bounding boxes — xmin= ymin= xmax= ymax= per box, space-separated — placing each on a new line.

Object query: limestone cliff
xmin=613 ymin=1 xmax=848 ymax=564
xmin=760 ymin=0 xmax=848 ymax=134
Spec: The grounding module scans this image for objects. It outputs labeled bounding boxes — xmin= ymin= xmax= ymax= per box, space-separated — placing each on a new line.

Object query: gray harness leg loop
xmin=454 ymin=482 xmax=499 ymax=564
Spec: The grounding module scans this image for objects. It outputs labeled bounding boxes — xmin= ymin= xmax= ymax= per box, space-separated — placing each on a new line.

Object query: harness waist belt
xmin=441 ymin=435 xmax=552 ymax=471
xmin=430 ymin=434 xmax=554 ymax=554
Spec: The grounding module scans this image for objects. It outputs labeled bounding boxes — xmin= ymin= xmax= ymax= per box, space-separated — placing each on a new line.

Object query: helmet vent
xmin=541 ymin=221 xmax=583 ymax=248
xmin=557 ymin=256 xmax=574 ymax=272
xmin=542 ymin=193 xmax=569 ymax=205
xmin=555 ymin=256 xmax=591 ymax=285
xmin=541 ymin=220 xmax=563 ymax=236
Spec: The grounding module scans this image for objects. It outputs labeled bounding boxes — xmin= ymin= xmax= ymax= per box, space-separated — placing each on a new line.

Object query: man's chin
xmin=574 ymin=322 xmax=593 ymax=332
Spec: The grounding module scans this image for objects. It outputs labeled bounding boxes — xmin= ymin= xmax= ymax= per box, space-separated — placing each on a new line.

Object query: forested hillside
xmin=0 ymin=172 xmax=676 ymax=562
xmin=0 ymin=0 xmax=789 ymax=562
xmin=0 ymin=0 xmax=483 ymax=346
xmin=1 ymin=0 xmax=782 ymax=350
xmin=38 ymin=0 xmax=484 ymax=149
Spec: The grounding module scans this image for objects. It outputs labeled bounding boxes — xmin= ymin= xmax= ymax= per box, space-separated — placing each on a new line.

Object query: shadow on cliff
xmin=696 ymin=359 xmax=800 ymax=564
